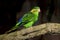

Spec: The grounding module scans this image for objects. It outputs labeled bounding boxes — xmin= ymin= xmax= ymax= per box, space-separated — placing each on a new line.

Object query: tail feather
xmin=6 ymin=22 xmax=22 ymax=33
xmin=5 ymin=18 xmax=22 ymax=33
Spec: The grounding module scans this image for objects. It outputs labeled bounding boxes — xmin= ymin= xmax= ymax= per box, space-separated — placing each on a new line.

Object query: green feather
xmin=6 ymin=6 xmax=40 ymax=33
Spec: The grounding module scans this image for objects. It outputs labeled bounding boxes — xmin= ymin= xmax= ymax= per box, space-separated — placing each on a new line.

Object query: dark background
xmin=0 ymin=0 xmax=25 ymax=34
xmin=0 ymin=0 xmax=60 ymax=40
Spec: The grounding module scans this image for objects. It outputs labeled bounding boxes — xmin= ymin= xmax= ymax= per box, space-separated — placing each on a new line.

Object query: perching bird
xmin=6 ymin=6 xmax=40 ymax=33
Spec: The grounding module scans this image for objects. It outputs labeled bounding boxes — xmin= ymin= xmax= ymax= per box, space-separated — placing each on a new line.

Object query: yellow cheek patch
xmin=31 ymin=9 xmax=36 ymax=12
xmin=31 ymin=9 xmax=40 ymax=13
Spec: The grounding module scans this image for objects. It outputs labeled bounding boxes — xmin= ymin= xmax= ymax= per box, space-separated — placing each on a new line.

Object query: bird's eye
xmin=31 ymin=9 xmax=36 ymax=12
xmin=33 ymin=10 xmax=36 ymax=12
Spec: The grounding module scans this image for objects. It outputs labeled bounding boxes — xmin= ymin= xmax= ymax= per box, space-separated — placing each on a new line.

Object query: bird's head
xmin=30 ymin=6 xmax=40 ymax=13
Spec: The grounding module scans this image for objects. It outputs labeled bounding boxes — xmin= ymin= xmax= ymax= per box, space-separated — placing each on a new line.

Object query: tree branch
xmin=0 ymin=23 xmax=60 ymax=40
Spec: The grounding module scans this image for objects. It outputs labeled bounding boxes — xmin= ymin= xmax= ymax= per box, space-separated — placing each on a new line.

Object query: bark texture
xmin=0 ymin=23 xmax=60 ymax=40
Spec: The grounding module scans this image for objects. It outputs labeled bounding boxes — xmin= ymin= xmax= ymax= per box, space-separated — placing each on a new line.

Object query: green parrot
xmin=6 ymin=6 xmax=40 ymax=33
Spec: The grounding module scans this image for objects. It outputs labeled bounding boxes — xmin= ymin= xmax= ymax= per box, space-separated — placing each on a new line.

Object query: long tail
xmin=5 ymin=22 xmax=21 ymax=33
xmin=5 ymin=17 xmax=22 ymax=33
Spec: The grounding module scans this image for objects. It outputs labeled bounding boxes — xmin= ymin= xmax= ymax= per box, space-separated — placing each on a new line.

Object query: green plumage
xmin=22 ymin=12 xmax=38 ymax=28
xmin=6 ymin=6 xmax=40 ymax=33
